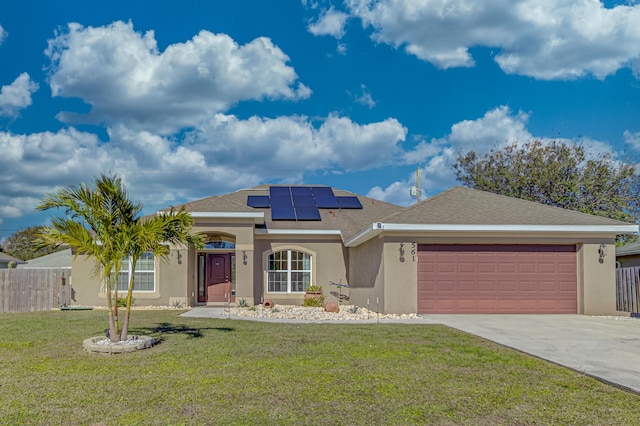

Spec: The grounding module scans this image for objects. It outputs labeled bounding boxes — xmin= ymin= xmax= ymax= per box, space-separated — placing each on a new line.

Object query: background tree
xmin=453 ymin=140 xmax=640 ymax=243
xmin=1 ymin=226 xmax=64 ymax=261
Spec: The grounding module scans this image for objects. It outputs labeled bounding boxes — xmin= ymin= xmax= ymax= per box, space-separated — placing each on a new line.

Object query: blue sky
xmin=1 ymin=0 xmax=640 ymax=240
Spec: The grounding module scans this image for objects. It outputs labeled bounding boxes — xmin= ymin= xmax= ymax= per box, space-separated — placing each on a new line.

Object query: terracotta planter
xmin=304 ymin=291 xmax=323 ymax=301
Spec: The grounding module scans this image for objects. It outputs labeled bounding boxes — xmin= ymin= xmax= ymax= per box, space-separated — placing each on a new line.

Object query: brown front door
xmin=206 ymin=254 xmax=232 ymax=303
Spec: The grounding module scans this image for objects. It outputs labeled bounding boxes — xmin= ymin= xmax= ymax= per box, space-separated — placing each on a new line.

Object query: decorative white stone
xmin=83 ymin=335 xmax=154 ymax=354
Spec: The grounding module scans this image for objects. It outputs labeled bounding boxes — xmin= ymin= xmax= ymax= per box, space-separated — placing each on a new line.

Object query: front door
xmin=206 ymin=254 xmax=232 ymax=303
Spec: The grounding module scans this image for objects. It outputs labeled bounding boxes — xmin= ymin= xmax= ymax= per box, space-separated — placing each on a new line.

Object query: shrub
xmin=303 ymin=296 xmax=325 ymax=307
xmin=116 ymin=297 xmax=134 ymax=308
xmin=347 ymin=305 xmax=360 ymax=314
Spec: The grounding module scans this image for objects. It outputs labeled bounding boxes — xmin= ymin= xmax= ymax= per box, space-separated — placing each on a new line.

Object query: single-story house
xmin=615 ymin=242 xmax=640 ymax=267
xmin=70 ymin=185 xmax=638 ymax=315
xmin=0 ymin=252 xmax=25 ymax=269
xmin=16 ymin=248 xmax=72 ymax=269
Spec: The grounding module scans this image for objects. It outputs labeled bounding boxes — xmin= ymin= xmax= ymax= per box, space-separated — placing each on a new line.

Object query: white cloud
xmin=624 ymin=130 xmax=640 ymax=150
xmin=0 ymin=73 xmax=39 ymax=117
xmin=0 ymin=25 xmax=6 ymax=45
xmin=344 ymin=0 xmax=640 ymax=79
xmin=369 ymin=147 xmax=458 ymax=206
xmin=189 ymin=113 xmax=407 ymax=175
xmin=308 ymin=6 xmax=349 ymax=38
xmin=45 ymin=21 xmax=311 ymax=133
xmin=448 ymin=106 xmax=532 ymax=149
xmin=350 ymin=84 xmax=376 ymax=108
xmin=0 ymin=112 xmax=407 ymax=223
xmin=367 ymin=181 xmax=410 ymax=206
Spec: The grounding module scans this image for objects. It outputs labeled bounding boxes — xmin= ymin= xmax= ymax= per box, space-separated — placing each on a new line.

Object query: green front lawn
xmin=0 ymin=310 xmax=638 ymax=425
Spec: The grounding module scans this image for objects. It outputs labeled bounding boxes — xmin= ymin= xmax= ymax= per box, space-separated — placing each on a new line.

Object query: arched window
xmin=267 ymin=250 xmax=312 ymax=293
xmin=204 ymin=241 xmax=235 ymax=249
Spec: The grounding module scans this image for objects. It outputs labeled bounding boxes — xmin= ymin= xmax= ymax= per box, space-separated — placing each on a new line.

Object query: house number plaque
xmin=399 ymin=242 xmax=417 ymax=263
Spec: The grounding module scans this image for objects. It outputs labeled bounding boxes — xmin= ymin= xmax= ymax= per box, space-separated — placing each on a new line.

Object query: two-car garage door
xmin=417 ymin=244 xmax=577 ymax=314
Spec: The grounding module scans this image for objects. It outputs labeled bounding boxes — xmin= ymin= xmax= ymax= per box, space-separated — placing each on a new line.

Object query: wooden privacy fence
xmin=0 ymin=269 xmax=71 ymax=313
xmin=616 ymin=266 xmax=640 ymax=313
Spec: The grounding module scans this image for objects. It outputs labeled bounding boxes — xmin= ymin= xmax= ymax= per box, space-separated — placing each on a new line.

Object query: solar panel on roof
xmin=247 ymin=195 xmax=270 ymax=208
xmin=271 ymin=194 xmax=293 ymax=209
xmin=292 ymin=187 xmax=316 ymax=207
xmin=311 ymin=186 xmax=340 ymax=208
xmin=270 ymin=187 xmax=292 ymax=205
xmin=270 ymin=186 xmax=291 ymax=198
xmin=270 ymin=188 xmax=295 ymax=220
xmin=291 ymin=187 xmax=312 ymax=197
xmin=336 ymin=196 xmax=363 ymax=209
xmin=271 ymin=204 xmax=296 ymax=220
xmin=295 ymin=205 xmax=321 ymax=221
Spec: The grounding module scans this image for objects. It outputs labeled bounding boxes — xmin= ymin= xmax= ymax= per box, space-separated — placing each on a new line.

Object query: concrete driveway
xmin=430 ymin=314 xmax=640 ymax=394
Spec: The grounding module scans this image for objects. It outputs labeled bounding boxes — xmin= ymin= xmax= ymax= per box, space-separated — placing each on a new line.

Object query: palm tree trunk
xmin=113 ymin=285 xmax=120 ymax=338
xmin=105 ymin=275 xmax=119 ymax=342
xmin=120 ymin=261 xmax=137 ymax=341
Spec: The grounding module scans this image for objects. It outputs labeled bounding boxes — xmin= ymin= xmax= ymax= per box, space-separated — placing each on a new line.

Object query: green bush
xmin=302 ymin=296 xmax=325 ymax=307
xmin=116 ymin=297 xmax=134 ymax=308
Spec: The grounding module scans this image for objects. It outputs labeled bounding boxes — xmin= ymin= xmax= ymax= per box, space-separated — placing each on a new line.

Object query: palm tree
xmin=38 ymin=174 xmax=141 ymax=342
xmin=119 ymin=208 xmax=203 ymax=340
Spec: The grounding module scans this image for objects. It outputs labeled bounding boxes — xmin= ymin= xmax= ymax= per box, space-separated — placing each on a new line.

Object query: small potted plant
xmin=303 ymin=285 xmax=325 ymax=306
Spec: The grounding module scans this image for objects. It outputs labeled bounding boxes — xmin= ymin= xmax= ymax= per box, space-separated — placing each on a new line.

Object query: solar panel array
xmin=246 ymin=186 xmax=362 ymax=221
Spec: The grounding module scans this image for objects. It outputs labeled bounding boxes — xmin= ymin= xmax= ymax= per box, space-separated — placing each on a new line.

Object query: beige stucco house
xmin=70 ymin=185 xmax=638 ymax=315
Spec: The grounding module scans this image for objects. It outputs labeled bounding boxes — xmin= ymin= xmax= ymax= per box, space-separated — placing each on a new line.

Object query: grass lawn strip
xmin=0 ymin=310 xmax=638 ymax=425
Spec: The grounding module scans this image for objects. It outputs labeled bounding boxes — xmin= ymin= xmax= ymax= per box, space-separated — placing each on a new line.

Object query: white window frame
xmin=116 ymin=251 xmax=156 ymax=292
xmin=267 ymin=250 xmax=312 ymax=293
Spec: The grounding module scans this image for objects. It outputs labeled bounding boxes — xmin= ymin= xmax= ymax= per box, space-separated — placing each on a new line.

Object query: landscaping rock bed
xmin=83 ymin=335 xmax=154 ymax=354
xmin=228 ymin=304 xmax=420 ymax=321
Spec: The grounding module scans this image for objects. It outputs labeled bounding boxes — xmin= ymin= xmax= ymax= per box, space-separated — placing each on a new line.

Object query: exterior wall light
xmin=598 ymin=244 xmax=607 ymax=264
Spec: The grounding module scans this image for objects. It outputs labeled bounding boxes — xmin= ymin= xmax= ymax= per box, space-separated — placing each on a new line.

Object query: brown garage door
xmin=417 ymin=244 xmax=577 ymax=314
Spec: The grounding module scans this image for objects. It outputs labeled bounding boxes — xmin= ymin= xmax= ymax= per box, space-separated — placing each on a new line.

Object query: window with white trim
xmin=117 ymin=251 xmax=155 ymax=292
xmin=267 ymin=250 xmax=311 ymax=293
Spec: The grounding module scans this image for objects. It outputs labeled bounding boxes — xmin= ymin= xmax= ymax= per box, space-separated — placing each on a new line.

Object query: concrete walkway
xmin=431 ymin=314 xmax=640 ymax=394
xmin=181 ymin=308 xmax=640 ymax=394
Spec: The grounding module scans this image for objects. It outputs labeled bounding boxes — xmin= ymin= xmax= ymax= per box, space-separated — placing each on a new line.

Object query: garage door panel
xmin=539 ymin=263 xmax=558 ymax=273
xmin=457 ymin=280 xmax=477 ymax=291
xmin=458 ymin=262 xmax=476 ymax=273
xmin=417 ymin=262 xmax=435 ymax=273
xmin=518 ymin=263 xmax=536 ymax=273
xmin=498 ymin=263 xmax=517 ymax=273
xmin=558 ymin=263 xmax=576 ymax=273
xmin=558 ymin=281 xmax=576 ymax=291
xmin=417 ymin=244 xmax=577 ymax=314
xmin=478 ymin=263 xmax=496 ymax=273
xmin=438 ymin=263 xmax=455 ymax=273
xmin=478 ymin=281 xmax=497 ymax=291
xmin=498 ymin=281 xmax=517 ymax=292
xmin=538 ymin=281 xmax=558 ymax=291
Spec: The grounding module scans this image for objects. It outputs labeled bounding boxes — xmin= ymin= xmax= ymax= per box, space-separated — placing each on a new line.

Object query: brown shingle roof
xmin=166 ymin=184 xmax=404 ymax=241
xmin=381 ymin=186 xmax=635 ymax=226
xmin=0 ymin=252 xmax=25 ymax=264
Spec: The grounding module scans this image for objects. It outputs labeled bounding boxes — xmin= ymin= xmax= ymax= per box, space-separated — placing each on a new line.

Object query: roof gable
xmin=0 ymin=252 xmax=25 ymax=264
xmin=161 ymin=194 xmax=255 ymax=214
xmin=382 ymin=186 xmax=634 ymax=226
